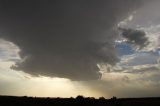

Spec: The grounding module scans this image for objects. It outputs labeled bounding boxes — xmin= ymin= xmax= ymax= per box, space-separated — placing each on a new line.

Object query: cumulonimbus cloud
xmin=0 ymin=0 xmax=144 ymax=80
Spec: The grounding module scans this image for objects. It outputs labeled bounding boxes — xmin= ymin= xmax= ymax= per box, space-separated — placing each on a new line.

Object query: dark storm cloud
xmin=0 ymin=0 xmax=142 ymax=80
xmin=118 ymin=27 xmax=149 ymax=49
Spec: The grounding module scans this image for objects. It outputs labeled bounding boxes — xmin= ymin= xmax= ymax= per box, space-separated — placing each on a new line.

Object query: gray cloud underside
xmin=118 ymin=27 xmax=149 ymax=49
xmin=0 ymin=0 xmax=143 ymax=80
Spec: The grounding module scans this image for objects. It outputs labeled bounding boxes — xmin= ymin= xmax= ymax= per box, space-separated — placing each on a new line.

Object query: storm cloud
xmin=0 ymin=0 xmax=143 ymax=80
xmin=118 ymin=27 xmax=149 ymax=49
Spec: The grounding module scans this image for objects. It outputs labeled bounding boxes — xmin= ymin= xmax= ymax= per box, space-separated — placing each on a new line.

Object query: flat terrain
xmin=0 ymin=95 xmax=160 ymax=106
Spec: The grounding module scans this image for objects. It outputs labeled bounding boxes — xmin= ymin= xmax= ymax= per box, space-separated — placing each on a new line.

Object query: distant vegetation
xmin=0 ymin=95 xmax=160 ymax=106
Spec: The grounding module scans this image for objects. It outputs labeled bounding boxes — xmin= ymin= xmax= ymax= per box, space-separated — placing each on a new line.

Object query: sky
xmin=0 ymin=0 xmax=160 ymax=98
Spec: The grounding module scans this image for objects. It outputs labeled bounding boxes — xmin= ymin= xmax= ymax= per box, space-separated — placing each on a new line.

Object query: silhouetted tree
xmin=76 ymin=95 xmax=84 ymax=101
xmin=111 ymin=96 xmax=117 ymax=100
xmin=99 ymin=96 xmax=106 ymax=100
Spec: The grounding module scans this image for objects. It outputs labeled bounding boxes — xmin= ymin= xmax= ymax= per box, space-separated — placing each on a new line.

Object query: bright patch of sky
xmin=0 ymin=39 xmax=20 ymax=64
xmin=115 ymin=0 xmax=160 ymax=73
xmin=116 ymin=42 xmax=159 ymax=66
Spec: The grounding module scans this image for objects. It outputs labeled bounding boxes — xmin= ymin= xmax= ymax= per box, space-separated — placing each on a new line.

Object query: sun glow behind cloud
xmin=0 ymin=0 xmax=160 ymax=98
xmin=0 ymin=39 xmax=102 ymax=98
